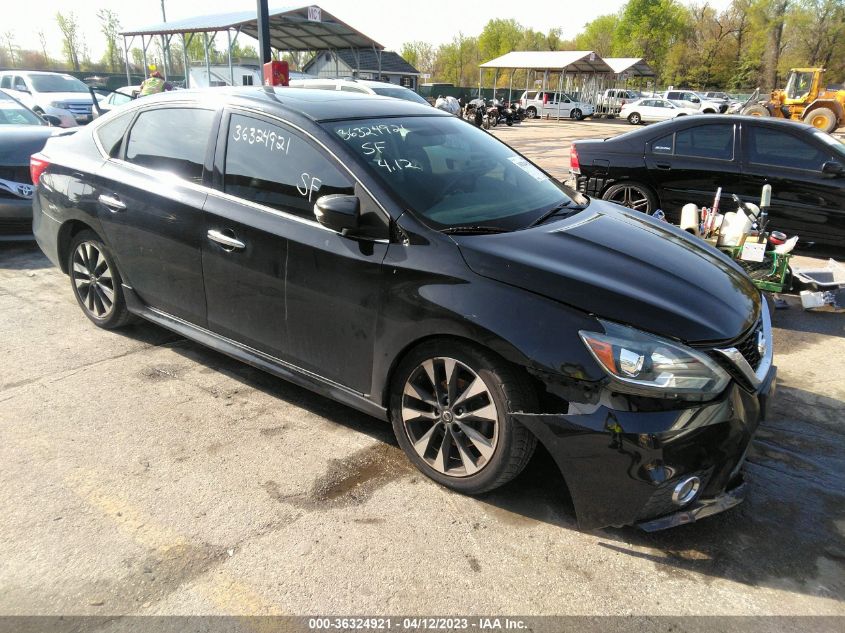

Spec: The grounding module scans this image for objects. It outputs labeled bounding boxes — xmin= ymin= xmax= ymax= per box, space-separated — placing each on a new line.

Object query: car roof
xmin=603 ymin=114 xmax=817 ymax=144
xmin=134 ymin=86 xmax=446 ymax=122
xmin=0 ymin=70 xmax=74 ymax=78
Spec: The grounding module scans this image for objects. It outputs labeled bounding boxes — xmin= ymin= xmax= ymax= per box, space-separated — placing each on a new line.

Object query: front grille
xmin=733 ymin=321 xmax=763 ymax=370
xmin=0 ymin=218 xmax=33 ymax=235
xmin=0 ymin=166 xmax=31 ymax=183
xmin=66 ymin=101 xmax=92 ymax=117
xmin=637 ymin=469 xmax=711 ymax=521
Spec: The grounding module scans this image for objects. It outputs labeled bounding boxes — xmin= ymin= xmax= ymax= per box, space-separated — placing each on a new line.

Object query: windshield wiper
xmin=441 ymin=225 xmax=511 ymax=235
xmin=527 ymin=201 xmax=584 ymax=228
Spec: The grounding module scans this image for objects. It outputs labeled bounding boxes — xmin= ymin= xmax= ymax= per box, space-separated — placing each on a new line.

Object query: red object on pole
xmin=263 ymin=60 xmax=289 ymax=86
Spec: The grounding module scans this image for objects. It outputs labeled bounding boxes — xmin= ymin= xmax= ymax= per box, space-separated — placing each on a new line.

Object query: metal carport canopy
xmin=479 ymin=51 xmax=613 ymax=73
xmin=121 ymin=5 xmax=384 ymax=52
xmin=603 ymin=57 xmax=656 ymax=77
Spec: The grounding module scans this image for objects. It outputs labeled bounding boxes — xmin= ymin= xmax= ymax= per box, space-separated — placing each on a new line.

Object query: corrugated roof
xmin=604 ymin=57 xmax=656 ymax=77
xmin=479 ymin=51 xmax=613 ymax=73
xmin=304 ymin=49 xmax=420 ymax=75
xmin=121 ymin=5 xmax=384 ymax=52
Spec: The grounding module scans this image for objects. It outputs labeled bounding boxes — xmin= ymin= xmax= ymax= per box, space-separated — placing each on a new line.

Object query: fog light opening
xmin=671 ymin=476 xmax=701 ymax=506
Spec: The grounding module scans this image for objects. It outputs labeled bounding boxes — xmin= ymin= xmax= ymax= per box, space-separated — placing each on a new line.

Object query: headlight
xmin=49 ymin=101 xmax=67 ymax=109
xmin=579 ymin=321 xmax=730 ymax=400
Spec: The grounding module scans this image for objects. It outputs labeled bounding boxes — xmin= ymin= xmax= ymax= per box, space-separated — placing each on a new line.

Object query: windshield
xmin=813 ymin=130 xmax=845 ymax=159
xmin=324 ymin=116 xmax=580 ymax=231
xmin=0 ymin=97 xmax=43 ymax=125
xmin=29 ymin=74 xmax=89 ymax=93
xmin=370 ymin=87 xmax=430 ymax=105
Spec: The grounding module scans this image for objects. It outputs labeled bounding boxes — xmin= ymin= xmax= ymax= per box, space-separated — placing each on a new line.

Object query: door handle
xmin=207 ymin=229 xmax=245 ymax=251
xmin=98 ymin=194 xmax=126 ymax=212
xmin=655 ymin=162 xmax=671 ymax=170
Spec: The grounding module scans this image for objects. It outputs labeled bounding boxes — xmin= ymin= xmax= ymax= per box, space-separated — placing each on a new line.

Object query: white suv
xmin=518 ymin=90 xmax=594 ymax=120
xmin=287 ymin=78 xmax=430 ymax=106
xmin=0 ymin=71 xmax=94 ymax=127
xmin=662 ymin=89 xmax=727 ymax=114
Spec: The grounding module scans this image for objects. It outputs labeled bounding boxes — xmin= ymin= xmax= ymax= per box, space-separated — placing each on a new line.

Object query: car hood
xmin=0 ymin=126 xmax=56 ymax=166
xmin=454 ymin=201 xmax=760 ymax=343
xmin=43 ymin=92 xmax=93 ymax=103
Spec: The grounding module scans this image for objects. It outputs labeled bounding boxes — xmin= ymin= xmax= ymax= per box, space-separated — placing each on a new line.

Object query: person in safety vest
xmin=139 ymin=67 xmax=171 ymax=96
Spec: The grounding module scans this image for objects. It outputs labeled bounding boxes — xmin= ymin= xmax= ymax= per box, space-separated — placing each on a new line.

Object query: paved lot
xmin=1 ymin=120 xmax=844 ymax=618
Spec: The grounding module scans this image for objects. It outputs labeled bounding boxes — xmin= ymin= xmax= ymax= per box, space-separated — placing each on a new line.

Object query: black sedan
xmin=0 ymin=89 xmax=61 ymax=239
xmin=32 ymin=88 xmax=774 ymax=530
xmin=572 ymin=115 xmax=845 ymax=250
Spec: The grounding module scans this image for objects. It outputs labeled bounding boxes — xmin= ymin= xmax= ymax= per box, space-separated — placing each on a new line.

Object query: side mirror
xmin=314 ymin=194 xmax=360 ymax=234
xmin=41 ymin=114 xmax=62 ymax=127
xmin=822 ymin=161 xmax=844 ymax=177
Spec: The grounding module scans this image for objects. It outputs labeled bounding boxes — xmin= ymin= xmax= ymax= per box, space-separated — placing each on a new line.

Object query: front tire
xmin=804 ymin=107 xmax=838 ymax=133
xmin=742 ymin=104 xmax=770 ymax=117
xmin=627 ymin=112 xmax=641 ymax=125
xmin=67 ymin=230 xmax=133 ymax=329
xmin=526 ymin=106 xmax=537 ymax=119
xmin=571 ymin=108 xmax=583 ymax=121
xmin=390 ymin=341 xmax=537 ymax=495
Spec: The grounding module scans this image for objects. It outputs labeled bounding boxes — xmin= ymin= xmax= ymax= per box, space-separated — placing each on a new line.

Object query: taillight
xmin=30 ymin=153 xmax=50 ymax=185
xmin=570 ymin=145 xmax=581 ymax=174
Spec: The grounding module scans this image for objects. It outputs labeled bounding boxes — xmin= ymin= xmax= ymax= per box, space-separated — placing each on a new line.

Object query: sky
xmin=2 ymin=0 xmax=734 ymax=63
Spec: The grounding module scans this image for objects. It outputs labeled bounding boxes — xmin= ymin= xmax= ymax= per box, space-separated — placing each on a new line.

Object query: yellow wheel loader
xmin=741 ymin=68 xmax=845 ymax=133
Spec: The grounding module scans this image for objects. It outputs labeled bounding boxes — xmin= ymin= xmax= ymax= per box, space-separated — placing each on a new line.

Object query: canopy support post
xmin=204 ymin=32 xmax=211 ymax=87
xmin=227 ymin=29 xmax=234 ymax=85
xmin=122 ymin=35 xmax=131 ymax=85
xmin=182 ymin=33 xmax=192 ymax=88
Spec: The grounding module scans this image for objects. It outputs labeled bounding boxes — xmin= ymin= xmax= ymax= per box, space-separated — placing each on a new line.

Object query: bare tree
xmin=55 ymin=12 xmax=81 ymax=71
xmin=3 ymin=31 xmax=17 ymax=67
xmin=37 ymin=30 xmax=50 ymax=67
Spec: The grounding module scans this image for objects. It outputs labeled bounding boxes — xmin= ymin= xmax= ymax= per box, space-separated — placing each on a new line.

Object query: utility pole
xmin=257 ymin=0 xmax=271 ymax=64
xmin=160 ymin=0 xmax=173 ymax=79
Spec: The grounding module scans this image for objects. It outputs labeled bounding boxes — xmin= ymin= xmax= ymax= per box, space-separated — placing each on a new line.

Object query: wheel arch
xmin=57 ymin=219 xmax=101 ymax=274
xmin=804 ymin=99 xmax=844 ymax=120
xmin=380 ymin=333 xmax=542 ymax=416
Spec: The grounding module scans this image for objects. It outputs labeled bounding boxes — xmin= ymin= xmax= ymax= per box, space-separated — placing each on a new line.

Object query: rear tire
xmin=571 ymin=108 xmax=583 ymax=121
xmin=526 ymin=106 xmax=537 ymax=119
xmin=67 ymin=230 xmax=133 ymax=329
xmin=390 ymin=340 xmax=537 ymax=495
xmin=804 ymin=107 xmax=838 ymax=133
xmin=602 ymin=181 xmax=658 ymax=213
xmin=627 ymin=112 xmax=641 ymax=125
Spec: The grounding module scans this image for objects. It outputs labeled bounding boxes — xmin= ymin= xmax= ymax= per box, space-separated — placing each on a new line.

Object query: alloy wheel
xmin=401 ymin=357 xmax=499 ymax=477
xmin=606 ymin=185 xmax=652 ymax=211
xmin=72 ymin=241 xmax=115 ymax=319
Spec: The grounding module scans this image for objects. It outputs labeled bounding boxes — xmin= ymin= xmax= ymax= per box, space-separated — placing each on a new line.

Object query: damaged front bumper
xmin=513 ymin=363 xmax=776 ymax=531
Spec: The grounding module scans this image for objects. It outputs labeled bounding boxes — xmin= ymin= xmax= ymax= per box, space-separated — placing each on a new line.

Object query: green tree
xmin=478 ymin=18 xmax=523 ymax=62
xmin=575 ymin=14 xmax=620 ymax=56
xmin=55 ymin=12 xmax=81 ymax=71
xmin=613 ymin=0 xmax=692 ymax=82
xmin=97 ymin=9 xmax=122 ymax=72
xmin=400 ymin=41 xmax=435 ymax=75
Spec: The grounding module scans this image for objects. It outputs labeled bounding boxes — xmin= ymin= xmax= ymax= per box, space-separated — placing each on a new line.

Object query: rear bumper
xmin=514 ymin=363 xmax=776 ymax=531
xmin=0 ymin=199 xmax=34 ymax=240
xmin=32 ymin=194 xmax=62 ymax=267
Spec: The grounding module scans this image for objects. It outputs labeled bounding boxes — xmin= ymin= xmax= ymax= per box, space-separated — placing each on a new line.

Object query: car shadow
xmin=0 ymin=241 xmax=50 ymax=271
xmin=771 ymin=292 xmax=845 ymax=340
xmin=113 ymin=322 xmax=845 ymax=602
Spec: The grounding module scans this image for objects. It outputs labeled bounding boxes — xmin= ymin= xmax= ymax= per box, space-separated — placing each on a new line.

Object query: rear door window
xmin=674 ymin=124 xmax=734 ymax=160
xmin=747 ymin=126 xmax=832 ymax=170
xmin=667 ymin=92 xmax=681 ymax=100
xmin=0 ymin=76 xmax=10 ymax=89
xmin=223 ymin=113 xmax=354 ymax=219
xmin=652 ymin=133 xmax=674 ymax=154
xmin=125 ymin=107 xmax=215 ymax=182
xmin=95 ymin=111 xmax=135 ymax=158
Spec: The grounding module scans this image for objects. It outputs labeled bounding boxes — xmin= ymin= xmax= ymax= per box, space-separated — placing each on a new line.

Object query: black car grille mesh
xmin=733 ymin=321 xmax=763 ymax=370
xmin=0 ymin=166 xmax=31 ymax=184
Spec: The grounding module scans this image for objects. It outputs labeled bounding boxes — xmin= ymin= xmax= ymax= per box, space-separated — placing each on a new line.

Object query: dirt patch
xmin=262 ymin=443 xmax=413 ymax=510
xmin=139 ymin=365 xmax=182 ymax=381
xmin=260 ymin=425 xmax=288 ymax=437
